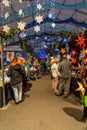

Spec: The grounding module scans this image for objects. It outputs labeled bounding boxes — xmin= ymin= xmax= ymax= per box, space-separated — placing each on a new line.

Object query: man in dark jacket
xmin=6 ymin=58 xmax=26 ymax=104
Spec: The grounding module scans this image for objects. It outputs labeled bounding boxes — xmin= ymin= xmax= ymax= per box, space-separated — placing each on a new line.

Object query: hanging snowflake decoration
xmin=17 ymin=21 xmax=26 ymax=31
xmin=75 ymin=34 xmax=87 ymax=47
xmin=3 ymin=25 xmax=10 ymax=32
xmin=18 ymin=9 xmax=23 ymax=16
xmin=34 ymin=25 xmax=40 ymax=32
xmin=2 ymin=0 xmax=10 ymax=7
xmin=19 ymin=0 xmax=22 ymax=3
xmin=35 ymin=15 xmax=43 ymax=24
xmin=37 ymin=3 xmax=42 ymax=10
xmin=4 ymin=12 xmax=9 ymax=18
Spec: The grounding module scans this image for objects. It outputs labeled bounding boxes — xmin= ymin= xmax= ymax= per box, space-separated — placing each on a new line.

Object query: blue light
xmin=64 ymin=38 xmax=67 ymax=42
xmin=48 ymin=13 xmax=52 ymax=18
xmin=45 ymin=37 xmax=47 ymax=40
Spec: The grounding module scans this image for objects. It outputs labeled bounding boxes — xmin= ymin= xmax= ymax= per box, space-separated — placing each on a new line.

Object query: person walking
xmin=6 ymin=57 xmax=26 ymax=104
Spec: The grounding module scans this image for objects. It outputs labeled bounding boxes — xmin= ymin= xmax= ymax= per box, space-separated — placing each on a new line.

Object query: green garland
xmin=0 ymin=28 xmax=20 ymax=40
xmin=0 ymin=29 xmax=87 ymax=40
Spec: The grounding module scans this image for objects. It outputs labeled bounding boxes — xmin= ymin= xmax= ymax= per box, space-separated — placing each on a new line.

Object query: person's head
xmin=50 ymin=58 xmax=57 ymax=65
xmin=62 ymin=54 xmax=67 ymax=59
xmin=16 ymin=53 xmax=21 ymax=57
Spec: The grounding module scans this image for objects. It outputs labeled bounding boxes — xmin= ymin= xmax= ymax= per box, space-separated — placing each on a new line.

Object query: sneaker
xmin=55 ymin=92 xmax=62 ymax=96
xmin=54 ymin=89 xmax=58 ymax=93
xmin=64 ymin=95 xmax=69 ymax=98
xmin=15 ymin=102 xmax=19 ymax=105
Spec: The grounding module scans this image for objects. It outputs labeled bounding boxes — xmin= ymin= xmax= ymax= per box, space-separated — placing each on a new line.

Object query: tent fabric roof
xmin=0 ymin=0 xmax=87 ymax=36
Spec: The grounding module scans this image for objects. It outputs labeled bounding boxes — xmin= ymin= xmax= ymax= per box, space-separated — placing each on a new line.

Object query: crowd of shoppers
xmin=4 ymin=52 xmax=87 ymax=123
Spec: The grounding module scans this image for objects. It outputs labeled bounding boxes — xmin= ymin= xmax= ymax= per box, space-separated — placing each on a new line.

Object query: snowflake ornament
xmin=5 ymin=12 xmax=9 ymax=18
xmin=37 ymin=3 xmax=42 ymax=10
xmin=34 ymin=25 xmax=40 ymax=32
xmin=19 ymin=0 xmax=22 ymax=3
xmin=3 ymin=25 xmax=10 ymax=32
xmin=2 ymin=0 xmax=10 ymax=7
xmin=18 ymin=9 xmax=23 ymax=16
xmin=35 ymin=15 xmax=43 ymax=24
xmin=17 ymin=21 xmax=26 ymax=31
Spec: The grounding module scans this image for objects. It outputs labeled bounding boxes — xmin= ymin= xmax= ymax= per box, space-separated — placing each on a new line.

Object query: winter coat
xmin=58 ymin=59 xmax=72 ymax=79
xmin=6 ymin=64 xmax=26 ymax=86
xmin=51 ymin=63 xmax=59 ymax=78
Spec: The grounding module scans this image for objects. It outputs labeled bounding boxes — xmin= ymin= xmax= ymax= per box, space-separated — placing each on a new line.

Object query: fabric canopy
xmin=0 ymin=0 xmax=87 ymax=36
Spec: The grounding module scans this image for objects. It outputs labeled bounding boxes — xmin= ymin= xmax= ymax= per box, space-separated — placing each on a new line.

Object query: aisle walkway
xmin=0 ymin=75 xmax=87 ymax=130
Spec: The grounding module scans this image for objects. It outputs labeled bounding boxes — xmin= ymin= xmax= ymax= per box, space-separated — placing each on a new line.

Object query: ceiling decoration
xmin=0 ymin=0 xmax=87 ymax=36
xmin=2 ymin=24 xmax=10 ymax=32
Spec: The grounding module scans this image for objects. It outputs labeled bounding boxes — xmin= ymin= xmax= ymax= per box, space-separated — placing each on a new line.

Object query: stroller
xmin=29 ymin=65 xmax=39 ymax=80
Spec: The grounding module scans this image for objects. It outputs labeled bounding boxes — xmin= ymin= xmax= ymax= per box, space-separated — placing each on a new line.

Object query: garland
xmin=0 ymin=29 xmax=87 ymax=40
xmin=0 ymin=28 xmax=20 ymax=39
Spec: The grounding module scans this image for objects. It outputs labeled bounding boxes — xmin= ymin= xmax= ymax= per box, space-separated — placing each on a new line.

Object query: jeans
xmin=58 ymin=77 xmax=71 ymax=96
xmin=11 ymin=82 xmax=22 ymax=103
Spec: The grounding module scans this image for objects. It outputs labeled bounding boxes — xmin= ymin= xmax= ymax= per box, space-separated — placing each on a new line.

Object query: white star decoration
xmin=19 ymin=0 xmax=22 ymax=3
xmin=17 ymin=21 xmax=26 ymax=31
xmin=4 ymin=12 xmax=9 ymax=18
xmin=35 ymin=15 xmax=43 ymax=24
xmin=34 ymin=25 xmax=40 ymax=32
xmin=37 ymin=3 xmax=42 ymax=10
xmin=18 ymin=9 xmax=23 ymax=16
xmin=2 ymin=0 xmax=10 ymax=7
xmin=3 ymin=25 xmax=10 ymax=32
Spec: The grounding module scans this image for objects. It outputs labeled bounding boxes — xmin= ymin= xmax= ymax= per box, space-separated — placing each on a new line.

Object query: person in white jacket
xmin=50 ymin=58 xmax=60 ymax=94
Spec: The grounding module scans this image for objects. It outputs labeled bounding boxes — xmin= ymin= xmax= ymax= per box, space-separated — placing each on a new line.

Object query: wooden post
xmin=0 ymin=36 xmax=6 ymax=107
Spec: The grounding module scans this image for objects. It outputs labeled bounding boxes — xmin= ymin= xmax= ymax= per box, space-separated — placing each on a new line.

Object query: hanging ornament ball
xmin=52 ymin=23 xmax=56 ymax=28
xmin=48 ymin=13 xmax=53 ymax=18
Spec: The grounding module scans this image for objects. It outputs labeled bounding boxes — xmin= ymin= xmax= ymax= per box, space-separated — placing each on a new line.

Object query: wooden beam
xmin=0 ymin=36 xmax=6 ymax=107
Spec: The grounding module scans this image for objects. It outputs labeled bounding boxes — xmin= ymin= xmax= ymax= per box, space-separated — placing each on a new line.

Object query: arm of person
xmin=6 ymin=67 xmax=12 ymax=77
